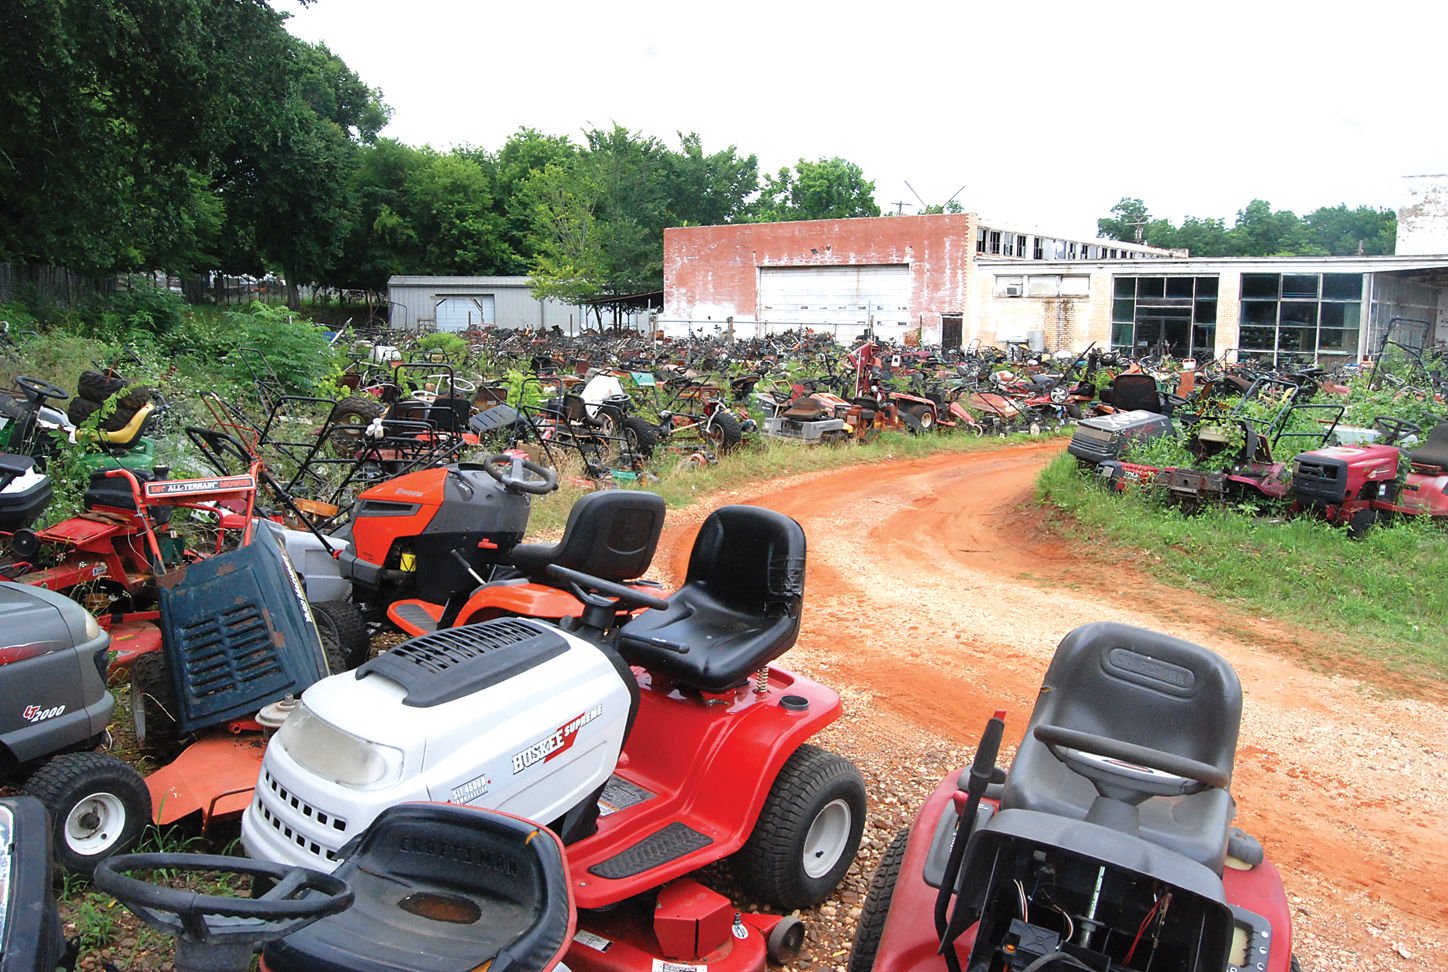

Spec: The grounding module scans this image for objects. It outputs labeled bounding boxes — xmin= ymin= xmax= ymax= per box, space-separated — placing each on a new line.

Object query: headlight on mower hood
xmin=275 ymin=702 xmax=404 ymax=789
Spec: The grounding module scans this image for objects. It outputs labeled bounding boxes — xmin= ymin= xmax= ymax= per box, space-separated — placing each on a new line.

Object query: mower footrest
xmin=588 ymin=822 xmax=713 ymax=880
xmin=387 ymin=599 xmax=441 ymax=636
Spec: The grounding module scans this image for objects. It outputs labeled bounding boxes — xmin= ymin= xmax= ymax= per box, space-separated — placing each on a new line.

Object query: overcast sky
xmin=277 ymin=0 xmax=1445 ymax=239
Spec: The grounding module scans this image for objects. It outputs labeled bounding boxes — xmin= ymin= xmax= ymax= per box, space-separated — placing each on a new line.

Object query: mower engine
xmin=338 ymin=463 xmax=535 ymax=609
xmin=1291 ymin=444 xmax=1399 ymax=507
xmin=242 ymin=618 xmax=633 ymax=869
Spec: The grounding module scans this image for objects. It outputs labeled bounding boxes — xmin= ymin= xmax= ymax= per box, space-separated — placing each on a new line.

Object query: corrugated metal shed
xmin=386 ymin=276 xmax=583 ymax=332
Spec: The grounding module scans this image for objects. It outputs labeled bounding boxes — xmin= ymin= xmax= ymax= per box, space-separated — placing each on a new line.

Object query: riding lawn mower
xmin=850 ymin=621 xmax=1294 ymax=972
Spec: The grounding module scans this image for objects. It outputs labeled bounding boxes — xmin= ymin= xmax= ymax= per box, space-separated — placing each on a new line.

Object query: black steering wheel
xmin=93 ymin=853 xmax=353 ymax=966
xmin=1033 ymin=724 xmax=1227 ymax=800
xmin=478 ymin=453 xmax=558 ymax=495
xmin=1373 ymin=415 xmax=1421 ymax=446
xmin=546 ymin=563 xmax=671 ymax=612
xmin=15 ymin=375 xmax=68 ymax=403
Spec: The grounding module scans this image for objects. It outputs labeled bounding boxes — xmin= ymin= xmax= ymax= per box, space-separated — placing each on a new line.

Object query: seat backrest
xmin=685 ymin=505 xmax=806 ymax=613
xmin=562 ymin=394 xmax=589 ymax=423
xmin=1110 ymin=374 xmax=1163 ymax=413
xmin=1004 ymin=622 xmax=1241 ymax=809
xmin=1408 ymin=421 xmax=1448 ymax=471
xmin=511 ymin=490 xmax=666 ymax=582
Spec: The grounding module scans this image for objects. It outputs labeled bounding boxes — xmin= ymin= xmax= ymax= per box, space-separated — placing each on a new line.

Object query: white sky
xmin=277 ymin=0 xmax=1447 ymax=239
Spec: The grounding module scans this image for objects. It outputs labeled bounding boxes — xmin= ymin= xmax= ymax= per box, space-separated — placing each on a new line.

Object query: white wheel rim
xmin=802 ymin=798 xmax=852 ymax=879
xmin=65 ymin=791 xmax=127 ymax=856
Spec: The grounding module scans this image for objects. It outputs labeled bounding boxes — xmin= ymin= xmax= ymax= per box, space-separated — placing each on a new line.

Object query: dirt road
xmin=657 ymin=440 xmax=1448 ymax=971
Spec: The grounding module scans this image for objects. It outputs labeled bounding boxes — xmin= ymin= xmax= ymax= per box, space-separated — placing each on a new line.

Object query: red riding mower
xmin=850 ymin=622 xmax=1295 ymax=972
xmin=233 ymin=504 xmax=865 ymax=971
xmin=1291 ymin=415 xmax=1448 ymax=535
xmin=5 ymin=462 xmax=266 ymax=671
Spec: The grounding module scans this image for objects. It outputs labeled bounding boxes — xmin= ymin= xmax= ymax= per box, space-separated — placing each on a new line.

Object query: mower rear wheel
xmin=25 ymin=752 xmax=151 ymax=875
xmin=904 ymin=404 xmax=935 ymax=431
xmin=621 ymin=416 xmax=658 ymax=459
xmin=732 ymin=744 xmax=866 ymax=910
xmin=1291 ymin=956 xmax=1301 ymax=972
xmin=1347 ymin=507 xmax=1377 ymax=539
xmin=899 ymin=410 xmax=923 ymax=435
xmin=704 ymin=410 xmax=744 ymax=454
xmin=848 ymin=826 xmax=910 ymax=972
xmin=313 ymin=600 xmax=371 ymax=672
xmin=130 ymin=652 xmax=182 ymax=760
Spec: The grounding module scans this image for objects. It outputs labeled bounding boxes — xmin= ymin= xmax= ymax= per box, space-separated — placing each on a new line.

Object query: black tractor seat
xmin=262 ymin=803 xmax=572 ymax=972
xmin=782 ymin=397 xmax=828 ymax=422
xmin=1408 ymin=422 xmax=1448 ymax=473
xmin=617 ymin=505 xmax=805 ymax=693
xmin=1105 ymin=373 xmax=1166 ymax=414
xmin=1001 ymin=622 xmax=1242 ymax=873
xmin=509 ymin=489 xmax=665 ymax=584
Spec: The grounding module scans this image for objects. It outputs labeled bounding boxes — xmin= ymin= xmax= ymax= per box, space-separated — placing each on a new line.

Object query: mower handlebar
xmin=1033 ymin=724 xmax=1227 ymax=793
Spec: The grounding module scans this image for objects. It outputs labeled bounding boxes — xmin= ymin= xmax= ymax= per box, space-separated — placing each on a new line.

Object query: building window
xmin=1238 ymin=272 xmax=1362 ymax=366
xmin=1033 ymin=238 xmax=1044 ymax=260
xmin=977 ymin=228 xmax=987 ymax=254
xmin=989 ymin=231 xmax=1002 ymax=255
xmin=1111 ymin=275 xmax=1219 ymax=358
xmin=994 ymin=275 xmax=1025 ymax=297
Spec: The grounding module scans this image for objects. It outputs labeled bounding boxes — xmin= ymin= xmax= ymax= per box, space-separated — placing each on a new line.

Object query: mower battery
xmin=1068 ymin=410 xmax=1173 ymax=464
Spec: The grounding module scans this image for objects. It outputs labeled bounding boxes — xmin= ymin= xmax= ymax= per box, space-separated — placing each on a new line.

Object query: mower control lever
xmin=94 ymin=852 xmax=352 ymax=972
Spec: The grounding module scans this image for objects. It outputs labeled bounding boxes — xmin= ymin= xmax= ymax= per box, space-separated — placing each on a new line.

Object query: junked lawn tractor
xmin=850 ymin=622 xmax=1295 ymax=972
xmin=1291 ymin=416 xmax=1448 ymax=535
xmin=238 ymin=504 xmax=866 ymax=971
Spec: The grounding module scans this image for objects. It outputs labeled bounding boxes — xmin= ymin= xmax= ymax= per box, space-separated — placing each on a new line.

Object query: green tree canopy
xmin=752 ymin=158 xmax=880 ymax=222
xmin=1097 ymin=196 xmax=1396 ymax=257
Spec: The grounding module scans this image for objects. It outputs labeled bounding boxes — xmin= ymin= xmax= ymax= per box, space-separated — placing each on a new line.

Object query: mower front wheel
xmin=848 ymin=826 xmax=910 ymax=972
xmin=1347 ymin=507 xmax=1377 ymax=539
xmin=25 ymin=752 xmax=152 ymax=875
xmin=621 ymin=416 xmax=658 ymax=459
xmin=732 ymin=744 xmax=866 ymax=910
xmin=130 ymin=652 xmax=182 ymax=759
xmin=705 ymin=410 xmax=744 ymax=454
xmin=313 ymin=599 xmax=371 ymax=672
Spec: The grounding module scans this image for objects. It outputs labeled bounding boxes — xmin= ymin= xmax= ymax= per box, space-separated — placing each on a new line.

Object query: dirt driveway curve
xmin=655 ymin=440 xmax=1448 ymax=971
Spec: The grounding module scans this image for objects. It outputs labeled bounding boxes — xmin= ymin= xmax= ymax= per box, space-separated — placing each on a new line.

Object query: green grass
xmin=1037 ymin=454 xmax=1448 ymax=680
xmin=525 ymin=428 xmax=1060 ymax=533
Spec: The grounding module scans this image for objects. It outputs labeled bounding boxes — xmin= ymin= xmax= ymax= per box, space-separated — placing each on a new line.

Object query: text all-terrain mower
xmin=1290 ymin=416 xmax=1448 ymax=535
xmin=242 ymin=504 xmax=867 ymax=971
xmin=0 ymin=581 xmax=151 ymax=874
xmin=849 ymin=622 xmax=1295 ymax=972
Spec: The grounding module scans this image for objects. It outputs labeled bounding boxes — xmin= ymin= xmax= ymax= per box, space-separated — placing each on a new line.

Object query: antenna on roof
xmin=904 ymin=180 xmax=928 ymax=212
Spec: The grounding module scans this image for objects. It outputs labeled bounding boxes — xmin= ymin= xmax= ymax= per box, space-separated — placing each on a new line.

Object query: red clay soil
xmin=656 ymin=440 xmax=1448 ymax=970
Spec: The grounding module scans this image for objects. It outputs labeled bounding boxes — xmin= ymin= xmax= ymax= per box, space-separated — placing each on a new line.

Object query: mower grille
xmin=176 ymin=603 xmax=285 ymax=695
xmin=1292 ymin=456 xmax=1348 ymax=503
xmin=256 ymin=770 xmax=346 ymax=862
xmin=358 ymin=618 xmax=569 ymax=707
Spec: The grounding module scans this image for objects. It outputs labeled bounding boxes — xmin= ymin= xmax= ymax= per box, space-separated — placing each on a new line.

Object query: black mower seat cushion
xmin=1001 ymin=622 xmax=1243 ymax=873
xmin=1408 ymin=422 xmax=1448 ymax=471
xmin=263 ymin=804 xmax=572 ymax=972
xmin=1109 ymin=374 xmax=1166 ymax=414
xmin=618 ymin=505 xmax=805 ymax=692
xmin=782 ymin=398 xmax=827 ymax=421
xmin=509 ymin=489 xmax=665 ymax=583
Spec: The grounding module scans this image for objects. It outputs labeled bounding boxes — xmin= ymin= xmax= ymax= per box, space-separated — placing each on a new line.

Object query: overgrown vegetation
xmin=1037 ymin=454 xmax=1448 ymax=680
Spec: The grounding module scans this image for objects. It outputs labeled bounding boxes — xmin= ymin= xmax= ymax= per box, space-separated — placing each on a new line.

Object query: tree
xmin=1097 ymin=198 xmax=1151 ymax=243
xmin=519 ymin=159 xmax=607 ymax=307
xmin=1304 ymin=205 xmax=1396 ymax=256
xmin=751 ymin=158 xmax=880 ymax=222
xmin=487 ymin=128 xmax=582 ymax=274
xmin=662 ymin=133 xmax=759 ymax=227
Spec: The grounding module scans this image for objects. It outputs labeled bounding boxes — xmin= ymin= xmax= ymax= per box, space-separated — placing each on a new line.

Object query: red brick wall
xmin=663 ymin=214 xmax=975 ymax=335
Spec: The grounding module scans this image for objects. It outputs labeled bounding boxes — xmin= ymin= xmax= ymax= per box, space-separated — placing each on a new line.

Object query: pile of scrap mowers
xmin=9 ymin=326 xmax=1442 ymax=969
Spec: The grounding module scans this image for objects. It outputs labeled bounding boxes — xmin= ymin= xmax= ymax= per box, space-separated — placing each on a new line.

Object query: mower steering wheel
xmin=546 ymin=563 xmax=671 ymax=612
xmin=1373 ymin=415 xmax=1421 ymax=445
xmin=93 ymin=853 xmax=352 ymax=959
xmin=1032 ymin=724 xmax=1226 ymax=799
xmin=479 ymin=453 xmax=558 ymax=495
xmin=15 ymin=374 xmax=68 ymax=402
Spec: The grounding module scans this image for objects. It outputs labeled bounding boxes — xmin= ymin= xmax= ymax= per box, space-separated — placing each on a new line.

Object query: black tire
xmin=24 ymin=752 xmax=151 ymax=875
xmin=328 ymin=395 xmax=387 ymax=451
xmin=130 ymin=651 xmax=181 ymax=759
xmin=77 ymin=370 xmax=128 ymax=403
xmin=732 ymin=745 xmax=867 ymax=910
xmin=1347 ymin=507 xmax=1376 ymax=539
xmin=848 ymin=827 xmax=910 ymax=972
xmin=621 ymin=416 xmax=658 ymax=459
xmin=899 ymin=410 xmax=923 ymax=435
xmin=1066 ymin=402 xmax=1084 ymax=420
xmin=313 ymin=599 xmax=371 ymax=672
xmin=704 ymin=410 xmax=743 ymax=454
xmin=1291 ymin=955 xmax=1302 ymax=972
xmin=904 ymin=404 xmax=935 ymax=431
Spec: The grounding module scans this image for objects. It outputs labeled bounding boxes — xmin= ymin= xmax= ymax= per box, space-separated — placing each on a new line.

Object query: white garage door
xmin=759 ymin=265 xmax=911 ymax=327
xmin=434 ymin=295 xmax=496 ymax=331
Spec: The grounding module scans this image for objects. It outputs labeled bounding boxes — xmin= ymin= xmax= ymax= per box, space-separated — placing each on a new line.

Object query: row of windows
xmin=976 ymin=227 xmax=1164 ymax=261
